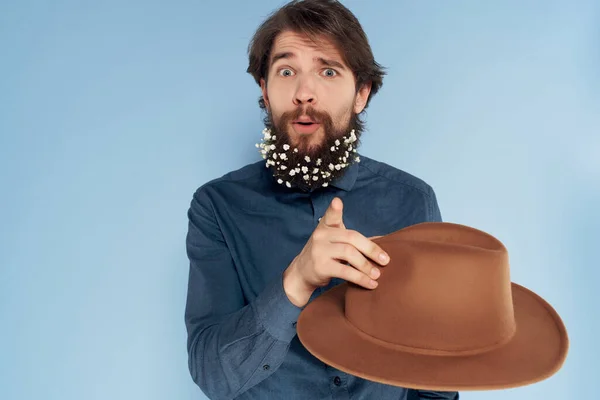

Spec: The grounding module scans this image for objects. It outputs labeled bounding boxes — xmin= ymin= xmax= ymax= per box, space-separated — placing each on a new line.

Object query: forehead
xmin=270 ymin=31 xmax=345 ymax=63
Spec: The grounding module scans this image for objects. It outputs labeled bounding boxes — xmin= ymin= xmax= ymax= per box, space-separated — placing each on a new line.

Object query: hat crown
xmin=345 ymin=222 xmax=516 ymax=356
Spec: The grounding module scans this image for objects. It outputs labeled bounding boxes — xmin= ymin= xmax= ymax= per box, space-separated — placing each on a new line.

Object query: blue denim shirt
xmin=184 ymin=154 xmax=459 ymax=400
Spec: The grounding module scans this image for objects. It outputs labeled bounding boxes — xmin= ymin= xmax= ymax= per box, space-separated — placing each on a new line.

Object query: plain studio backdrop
xmin=1 ymin=0 xmax=598 ymax=399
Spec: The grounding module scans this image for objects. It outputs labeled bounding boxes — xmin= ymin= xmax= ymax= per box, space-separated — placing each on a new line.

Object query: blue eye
xmin=279 ymin=69 xmax=294 ymax=77
xmin=323 ymin=69 xmax=337 ymax=77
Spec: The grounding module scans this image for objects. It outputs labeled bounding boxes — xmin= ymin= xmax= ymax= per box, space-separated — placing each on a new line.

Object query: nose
xmin=293 ymin=77 xmax=317 ymax=106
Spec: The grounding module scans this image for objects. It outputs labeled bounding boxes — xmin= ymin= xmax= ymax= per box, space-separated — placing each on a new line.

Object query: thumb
xmin=321 ymin=197 xmax=345 ymax=228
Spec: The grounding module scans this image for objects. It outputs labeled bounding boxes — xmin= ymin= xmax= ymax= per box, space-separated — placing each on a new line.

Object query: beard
xmin=256 ymin=105 xmax=363 ymax=192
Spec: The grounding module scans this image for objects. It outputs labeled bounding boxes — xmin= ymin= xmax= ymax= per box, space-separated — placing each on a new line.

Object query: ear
xmin=260 ymin=78 xmax=269 ymax=108
xmin=354 ymin=82 xmax=372 ymax=114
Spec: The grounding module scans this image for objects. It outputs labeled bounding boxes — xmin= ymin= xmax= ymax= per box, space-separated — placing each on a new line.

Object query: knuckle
xmin=313 ymin=228 xmax=326 ymax=241
xmin=346 ymin=229 xmax=358 ymax=242
xmin=360 ymin=273 xmax=371 ymax=286
xmin=335 ymin=262 xmax=347 ymax=278
xmin=343 ymin=243 xmax=354 ymax=258
xmin=350 ymin=269 xmax=363 ymax=285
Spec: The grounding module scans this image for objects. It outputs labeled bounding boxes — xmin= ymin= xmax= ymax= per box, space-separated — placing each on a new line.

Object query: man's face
xmin=257 ymin=31 xmax=371 ymax=191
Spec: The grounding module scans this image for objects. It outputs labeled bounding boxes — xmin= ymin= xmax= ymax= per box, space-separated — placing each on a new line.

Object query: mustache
xmin=279 ymin=106 xmax=331 ymax=125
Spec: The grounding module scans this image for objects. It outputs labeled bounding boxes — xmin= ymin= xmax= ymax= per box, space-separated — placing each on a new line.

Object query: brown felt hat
xmin=296 ymin=222 xmax=569 ymax=391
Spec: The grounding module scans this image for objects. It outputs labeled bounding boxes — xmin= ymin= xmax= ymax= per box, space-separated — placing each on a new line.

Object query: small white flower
xmin=335 ymin=164 xmax=341 ymax=170
xmin=295 ymin=167 xmax=300 ymax=173
xmin=301 ymin=166 xmax=308 ymax=173
xmin=270 ymin=144 xmax=276 ymax=150
xmin=330 ymin=146 xmax=335 ymax=151
xmin=286 ymin=181 xmax=291 ymax=188
xmin=304 ymin=156 xmax=311 ymax=162
xmin=313 ymin=168 xmax=319 ymax=174
xmin=335 ymin=139 xmax=340 ymax=146
xmin=348 ymin=145 xmax=353 ymax=151
xmin=280 ymin=153 xmax=287 ymax=160
xmin=316 ymin=158 xmax=322 ymax=166
xmin=289 ymin=170 xmax=296 ymax=176
xmin=322 ymin=182 xmax=329 ymax=187
xmin=277 ymin=179 xmax=283 ymax=184
xmin=294 ymin=148 xmax=298 ymax=153
xmin=303 ymin=174 xmax=309 ymax=180
xmin=312 ymin=176 xmax=318 ymax=181
xmin=343 ymin=156 xmax=347 ymax=163
xmin=281 ymin=165 xmax=287 ymax=170
xmin=283 ymin=144 xmax=290 ymax=151
xmin=273 ymin=153 xmax=278 ymax=159
xmin=272 ymin=135 xmax=276 ymax=140
xmin=355 ymin=156 xmax=360 ymax=162
xmin=255 ymin=143 xmax=259 ymax=148
xmin=329 ymin=163 xmax=335 ymax=171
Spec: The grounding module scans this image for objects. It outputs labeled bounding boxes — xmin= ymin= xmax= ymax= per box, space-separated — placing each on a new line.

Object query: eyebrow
xmin=270 ymin=52 xmax=346 ymax=71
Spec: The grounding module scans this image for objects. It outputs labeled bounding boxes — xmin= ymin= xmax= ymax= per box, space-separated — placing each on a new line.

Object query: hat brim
xmin=296 ymin=282 xmax=568 ymax=391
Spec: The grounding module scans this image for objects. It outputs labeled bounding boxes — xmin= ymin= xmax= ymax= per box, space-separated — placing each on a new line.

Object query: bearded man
xmin=184 ymin=1 xmax=458 ymax=399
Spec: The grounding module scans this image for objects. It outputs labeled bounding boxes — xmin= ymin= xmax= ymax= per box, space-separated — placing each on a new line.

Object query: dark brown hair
xmin=246 ymin=0 xmax=385 ymax=112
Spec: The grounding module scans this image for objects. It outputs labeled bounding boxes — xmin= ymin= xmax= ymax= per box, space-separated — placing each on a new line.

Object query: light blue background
xmin=1 ymin=0 xmax=598 ymax=399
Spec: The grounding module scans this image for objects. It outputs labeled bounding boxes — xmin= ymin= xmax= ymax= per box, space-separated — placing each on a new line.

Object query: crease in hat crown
xmin=344 ymin=222 xmax=517 ymax=356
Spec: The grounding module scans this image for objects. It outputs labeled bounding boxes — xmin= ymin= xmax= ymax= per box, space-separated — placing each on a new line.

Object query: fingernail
xmin=379 ymin=253 xmax=389 ymax=263
xmin=370 ymin=267 xmax=380 ymax=279
xmin=370 ymin=279 xmax=378 ymax=288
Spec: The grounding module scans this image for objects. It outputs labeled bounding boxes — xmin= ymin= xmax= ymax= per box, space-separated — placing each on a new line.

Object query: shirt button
xmin=318 ymin=217 xmax=322 ymax=222
xmin=263 ymin=364 xmax=270 ymax=370
xmin=333 ymin=376 xmax=341 ymax=386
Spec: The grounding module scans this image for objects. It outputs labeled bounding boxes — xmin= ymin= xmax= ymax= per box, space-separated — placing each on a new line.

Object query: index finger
xmin=332 ymin=230 xmax=390 ymax=266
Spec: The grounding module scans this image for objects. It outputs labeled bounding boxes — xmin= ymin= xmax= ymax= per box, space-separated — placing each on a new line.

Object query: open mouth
xmin=292 ymin=120 xmax=321 ymax=134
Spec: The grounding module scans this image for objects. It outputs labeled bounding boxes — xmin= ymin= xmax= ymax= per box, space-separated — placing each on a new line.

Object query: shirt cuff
xmin=253 ymin=273 xmax=303 ymax=343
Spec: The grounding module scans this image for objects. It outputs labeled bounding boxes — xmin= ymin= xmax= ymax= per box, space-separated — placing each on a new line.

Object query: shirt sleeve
xmin=184 ymin=186 xmax=303 ymax=400
xmin=427 ymin=185 xmax=443 ymax=223
xmin=416 ymin=390 xmax=460 ymax=399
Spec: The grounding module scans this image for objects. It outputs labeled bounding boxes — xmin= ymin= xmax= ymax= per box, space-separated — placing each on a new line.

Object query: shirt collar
xmin=326 ymin=155 xmax=360 ymax=192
